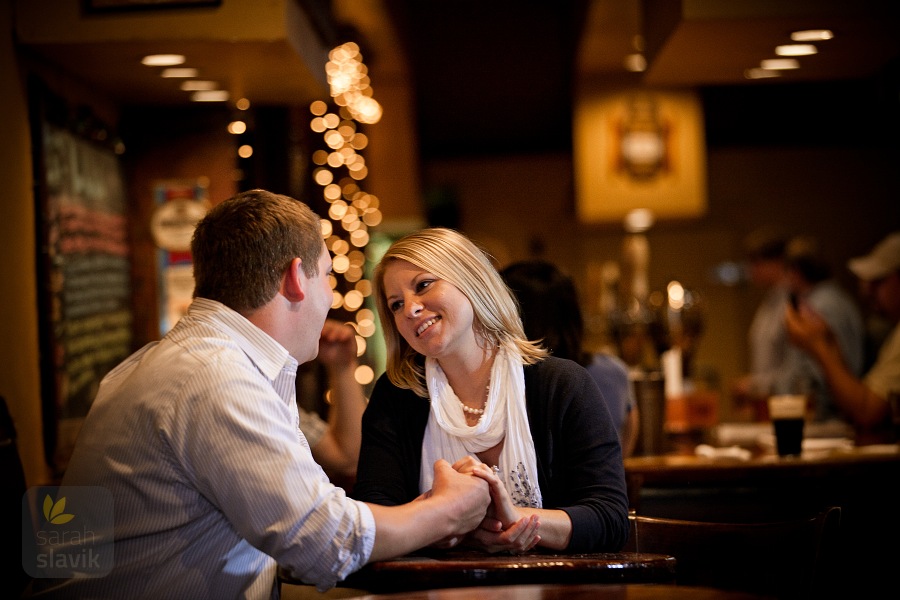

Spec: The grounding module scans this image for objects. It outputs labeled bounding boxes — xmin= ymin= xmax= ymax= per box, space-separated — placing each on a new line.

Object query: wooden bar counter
xmin=625 ymin=441 xmax=900 ymax=517
xmin=624 ymin=440 xmax=900 ymax=597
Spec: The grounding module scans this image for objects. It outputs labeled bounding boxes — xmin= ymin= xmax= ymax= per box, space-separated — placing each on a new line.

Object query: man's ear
xmin=281 ymin=257 xmax=306 ymax=302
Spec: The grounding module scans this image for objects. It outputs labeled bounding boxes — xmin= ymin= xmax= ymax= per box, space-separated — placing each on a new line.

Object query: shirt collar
xmin=187 ymin=298 xmax=298 ymax=380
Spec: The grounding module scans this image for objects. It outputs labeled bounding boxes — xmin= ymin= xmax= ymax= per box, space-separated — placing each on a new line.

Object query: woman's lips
xmin=416 ymin=316 xmax=440 ymax=337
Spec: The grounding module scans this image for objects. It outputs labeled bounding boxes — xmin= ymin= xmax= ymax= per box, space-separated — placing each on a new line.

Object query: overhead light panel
xmin=161 ymin=68 xmax=198 ymax=78
xmin=775 ymin=44 xmax=817 ymax=57
xmin=760 ymin=58 xmax=800 ymax=70
xmin=191 ymin=90 xmax=230 ymax=102
xmin=744 ymin=68 xmax=781 ymax=80
xmin=624 ymin=53 xmax=646 ymax=72
xmin=180 ymin=80 xmax=219 ymax=91
xmin=141 ymin=54 xmax=185 ymax=67
xmin=791 ymin=29 xmax=833 ymax=42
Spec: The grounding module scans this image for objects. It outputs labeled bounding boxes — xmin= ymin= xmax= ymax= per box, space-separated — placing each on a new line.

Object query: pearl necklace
xmin=459 ymin=385 xmax=490 ymax=416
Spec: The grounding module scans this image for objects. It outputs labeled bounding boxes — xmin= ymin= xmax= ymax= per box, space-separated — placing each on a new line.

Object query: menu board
xmin=37 ymin=123 xmax=133 ymax=474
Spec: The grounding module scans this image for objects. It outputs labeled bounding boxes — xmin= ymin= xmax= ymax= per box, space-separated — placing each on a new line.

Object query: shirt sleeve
xmin=166 ymin=358 xmax=375 ymax=590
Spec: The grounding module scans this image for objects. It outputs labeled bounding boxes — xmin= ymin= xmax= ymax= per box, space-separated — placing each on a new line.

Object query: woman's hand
xmin=451 ymin=457 xmax=542 ymax=553
xmin=467 ymin=513 xmax=541 ymax=554
xmin=456 ymin=458 xmax=517 ymax=528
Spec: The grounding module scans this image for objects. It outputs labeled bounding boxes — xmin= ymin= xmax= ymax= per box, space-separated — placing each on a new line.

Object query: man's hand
xmin=429 ymin=459 xmax=491 ymax=539
xmin=366 ymin=460 xmax=490 ymax=561
xmin=785 ymin=303 xmax=835 ymax=359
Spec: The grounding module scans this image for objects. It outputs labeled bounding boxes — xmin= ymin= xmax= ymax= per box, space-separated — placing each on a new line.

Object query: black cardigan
xmin=352 ymin=356 xmax=629 ymax=552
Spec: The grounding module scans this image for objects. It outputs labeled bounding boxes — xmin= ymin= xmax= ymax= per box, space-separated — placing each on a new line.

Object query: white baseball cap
xmin=848 ymin=232 xmax=900 ymax=281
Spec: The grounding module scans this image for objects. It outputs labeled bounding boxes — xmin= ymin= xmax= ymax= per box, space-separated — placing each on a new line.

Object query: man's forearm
xmin=811 ymin=338 xmax=887 ymax=427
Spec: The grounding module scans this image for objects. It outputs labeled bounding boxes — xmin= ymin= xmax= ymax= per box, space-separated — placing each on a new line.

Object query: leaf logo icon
xmin=43 ymin=494 xmax=75 ymax=525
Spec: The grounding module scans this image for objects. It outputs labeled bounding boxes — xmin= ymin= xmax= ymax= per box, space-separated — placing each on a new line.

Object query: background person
xmin=499 ymin=259 xmax=639 ymax=457
xmin=731 ymin=227 xmax=792 ymax=419
xmin=352 ymin=228 xmax=629 ymax=554
xmin=301 ymin=318 xmax=368 ymax=482
xmin=781 ymin=236 xmax=865 ymax=423
xmin=26 ymin=190 xmax=490 ymax=599
xmin=786 ymin=231 xmax=900 ymax=442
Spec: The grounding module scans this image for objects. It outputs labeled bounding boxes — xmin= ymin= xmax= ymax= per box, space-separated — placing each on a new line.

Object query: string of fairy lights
xmin=312 ymin=41 xmax=384 ymax=388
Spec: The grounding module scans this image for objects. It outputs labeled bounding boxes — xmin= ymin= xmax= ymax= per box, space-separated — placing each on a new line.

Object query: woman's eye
xmin=389 ymin=300 xmax=403 ymax=313
xmin=416 ymin=279 xmax=434 ymax=292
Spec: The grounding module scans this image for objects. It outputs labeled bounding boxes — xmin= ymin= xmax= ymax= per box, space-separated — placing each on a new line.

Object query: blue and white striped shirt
xmin=32 ymin=298 xmax=375 ymax=599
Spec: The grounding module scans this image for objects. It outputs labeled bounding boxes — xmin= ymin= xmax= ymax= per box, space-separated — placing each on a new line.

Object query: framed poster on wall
xmin=151 ymin=179 xmax=209 ymax=335
xmin=574 ymin=88 xmax=708 ymax=224
xmin=30 ymin=80 xmax=133 ymax=476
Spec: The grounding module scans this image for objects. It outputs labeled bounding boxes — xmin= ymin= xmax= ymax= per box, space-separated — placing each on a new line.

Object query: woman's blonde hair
xmin=374 ymin=228 xmax=547 ymax=397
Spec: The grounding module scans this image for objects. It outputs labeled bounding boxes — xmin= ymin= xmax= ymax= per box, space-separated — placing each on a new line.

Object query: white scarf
xmin=419 ymin=347 xmax=542 ymax=507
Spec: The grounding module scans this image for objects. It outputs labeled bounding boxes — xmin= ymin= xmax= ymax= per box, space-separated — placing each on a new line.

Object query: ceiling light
xmin=760 ymin=58 xmax=800 ymax=70
xmin=624 ymin=53 xmax=647 ymax=72
xmin=791 ymin=29 xmax=833 ymax=42
xmin=180 ymin=80 xmax=218 ymax=91
xmin=191 ymin=90 xmax=230 ymax=102
xmin=776 ymin=44 xmax=817 ymax=57
xmin=141 ymin=54 xmax=185 ymax=67
xmin=624 ymin=208 xmax=654 ymax=233
xmin=161 ymin=68 xmax=198 ymax=78
xmin=744 ymin=68 xmax=781 ymax=80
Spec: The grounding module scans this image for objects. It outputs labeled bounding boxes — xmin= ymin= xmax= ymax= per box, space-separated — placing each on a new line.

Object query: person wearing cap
xmin=785 ymin=231 xmax=900 ymax=439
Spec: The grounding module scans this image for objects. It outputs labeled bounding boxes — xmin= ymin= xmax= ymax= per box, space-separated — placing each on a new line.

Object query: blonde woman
xmin=353 ymin=228 xmax=628 ymax=553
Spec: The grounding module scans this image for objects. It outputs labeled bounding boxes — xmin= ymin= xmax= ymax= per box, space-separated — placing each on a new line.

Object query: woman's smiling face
xmin=381 ymin=259 xmax=478 ymax=360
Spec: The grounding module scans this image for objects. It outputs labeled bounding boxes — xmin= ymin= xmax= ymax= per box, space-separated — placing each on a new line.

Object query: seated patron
xmin=781 ymin=236 xmax=865 ymax=422
xmin=786 ymin=231 xmax=900 ymax=441
xmin=301 ymin=318 xmax=368 ymax=481
xmin=353 ymin=228 xmax=629 ymax=554
xmin=500 ymin=259 xmax=639 ymax=457
xmin=731 ymin=228 xmax=792 ymax=417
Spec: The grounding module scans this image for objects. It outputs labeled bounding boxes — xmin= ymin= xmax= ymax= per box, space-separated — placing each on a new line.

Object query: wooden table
xmin=332 ymin=583 xmax=767 ymax=600
xmin=279 ymin=551 xmax=676 ymax=593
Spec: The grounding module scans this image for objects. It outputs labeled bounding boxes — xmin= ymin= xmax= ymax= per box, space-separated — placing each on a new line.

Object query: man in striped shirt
xmin=27 ymin=189 xmax=491 ymax=599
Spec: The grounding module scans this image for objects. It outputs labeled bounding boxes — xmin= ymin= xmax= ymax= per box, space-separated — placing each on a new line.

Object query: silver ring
xmin=491 ymin=465 xmax=501 ymax=476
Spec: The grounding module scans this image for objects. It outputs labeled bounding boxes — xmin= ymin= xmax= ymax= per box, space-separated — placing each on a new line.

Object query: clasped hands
xmin=423 ymin=456 xmax=541 ymax=554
